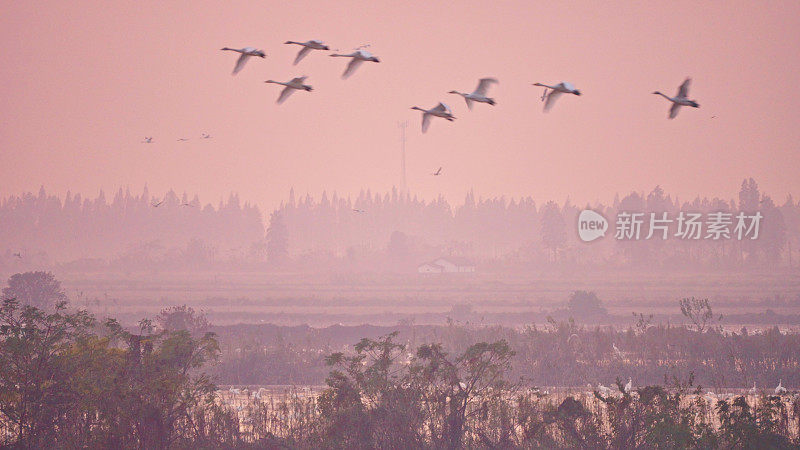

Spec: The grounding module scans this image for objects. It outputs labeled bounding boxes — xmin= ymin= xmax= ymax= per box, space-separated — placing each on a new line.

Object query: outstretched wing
xmin=421 ymin=113 xmax=431 ymax=133
xmin=232 ymin=53 xmax=250 ymax=75
xmin=342 ymin=58 xmax=363 ymax=79
xmin=543 ymin=90 xmax=562 ymax=112
xmin=668 ymin=102 xmax=681 ymax=119
xmin=465 ymin=97 xmax=474 ymax=110
xmin=432 ymin=102 xmax=451 ymax=114
xmin=289 ymin=76 xmax=307 ymax=84
xmin=277 ymin=86 xmax=295 ymax=104
xmin=676 ymin=78 xmax=691 ymax=98
xmin=473 ymin=77 xmax=498 ymax=96
xmin=293 ymin=46 xmax=312 ymax=65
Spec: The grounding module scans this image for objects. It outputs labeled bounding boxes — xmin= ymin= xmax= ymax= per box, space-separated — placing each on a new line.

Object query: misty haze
xmin=2 ymin=1 xmax=800 ymax=448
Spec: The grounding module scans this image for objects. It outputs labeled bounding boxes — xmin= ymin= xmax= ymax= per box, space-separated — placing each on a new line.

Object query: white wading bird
xmin=624 ymin=377 xmax=633 ymax=393
xmin=411 ymin=102 xmax=455 ymax=133
xmin=775 ymin=379 xmax=787 ymax=395
xmin=652 ymin=77 xmax=700 ymax=119
xmin=448 ymin=77 xmax=498 ymax=110
xmin=220 ymin=47 xmax=266 ymax=75
xmin=749 ymin=382 xmax=757 ymax=395
xmin=532 ymin=82 xmax=582 ymax=112
xmin=264 ymin=76 xmax=313 ymax=104
xmin=285 ymin=39 xmax=330 ymax=65
xmin=330 ymin=49 xmax=380 ymax=79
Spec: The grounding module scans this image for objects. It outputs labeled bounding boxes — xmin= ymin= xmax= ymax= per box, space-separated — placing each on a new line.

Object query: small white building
xmin=417 ymin=257 xmax=476 ymax=273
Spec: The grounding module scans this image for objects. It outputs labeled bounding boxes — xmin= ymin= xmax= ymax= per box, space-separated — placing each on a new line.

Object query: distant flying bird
xmin=142 ymin=137 xmax=153 ymax=143
xmin=330 ymin=49 xmax=380 ymax=79
xmin=432 ymin=167 xmax=442 ymax=176
xmin=220 ymin=47 xmax=266 ymax=75
xmin=151 ymin=199 xmax=164 ymax=208
xmin=285 ymin=39 xmax=330 ymax=65
xmin=353 ymin=208 xmax=366 ymax=213
xmin=532 ymin=82 xmax=582 ymax=112
xmin=265 ymin=76 xmax=313 ymax=104
xmin=13 ymin=252 xmax=22 ymax=259
xmin=652 ymin=77 xmax=699 ymax=119
xmin=177 ymin=138 xmax=189 ymax=142
xmin=775 ymin=379 xmax=787 ymax=395
xmin=181 ymin=202 xmax=195 ymax=207
xmin=411 ymin=102 xmax=455 ymax=133
xmin=449 ymin=78 xmax=498 ymax=110
xmin=540 ymin=87 xmax=548 ymax=102
xmin=201 ymin=133 xmax=212 ymax=139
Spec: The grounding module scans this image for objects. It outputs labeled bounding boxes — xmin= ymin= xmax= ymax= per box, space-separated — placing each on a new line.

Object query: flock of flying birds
xmin=139 ymin=39 xmax=703 ymax=208
xmin=215 ymin=40 xmax=701 ymax=133
xmin=213 ymin=39 xmax=702 ymax=133
xmin=141 ymin=39 xmax=702 ymax=139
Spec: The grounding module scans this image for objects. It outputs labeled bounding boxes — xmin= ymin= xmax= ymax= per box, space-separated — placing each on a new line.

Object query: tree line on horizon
xmin=0 ymin=178 xmax=797 ymax=272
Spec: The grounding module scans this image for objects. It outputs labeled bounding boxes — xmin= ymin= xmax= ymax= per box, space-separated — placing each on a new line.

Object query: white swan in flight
xmin=220 ymin=47 xmax=266 ymax=75
xmin=142 ymin=137 xmax=153 ymax=144
xmin=265 ymin=76 xmax=313 ymax=104
xmin=532 ymin=82 xmax=581 ymax=112
xmin=449 ymin=78 xmax=498 ymax=110
xmin=411 ymin=102 xmax=455 ymax=133
xmin=285 ymin=40 xmax=330 ymax=65
xmin=653 ymin=77 xmax=700 ymax=119
xmin=330 ymin=49 xmax=380 ymax=79
xmin=432 ymin=167 xmax=442 ymax=176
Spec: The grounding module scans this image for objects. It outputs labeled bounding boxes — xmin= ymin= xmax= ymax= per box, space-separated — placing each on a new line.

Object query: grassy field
xmin=43 ymin=269 xmax=800 ymax=327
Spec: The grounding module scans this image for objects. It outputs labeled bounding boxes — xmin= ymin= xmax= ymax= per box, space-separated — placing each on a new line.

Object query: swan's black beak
xmin=374 ymin=58 xmax=381 ymax=63
xmin=574 ymin=90 xmax=582 ymax=96
xmin=323 ymin=46 xmax=330 ymax=50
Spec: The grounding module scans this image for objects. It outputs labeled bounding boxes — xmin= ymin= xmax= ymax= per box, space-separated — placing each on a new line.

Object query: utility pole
xmin=398 ymin=121 xmax=408 ymax=192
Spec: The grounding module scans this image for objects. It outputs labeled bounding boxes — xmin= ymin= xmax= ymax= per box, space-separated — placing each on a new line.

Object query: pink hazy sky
xmin=2 ymin=1 xmax=799 ymax=212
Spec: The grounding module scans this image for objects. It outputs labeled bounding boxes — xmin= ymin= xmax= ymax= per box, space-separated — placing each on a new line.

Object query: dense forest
xmin=1 ymin=179 xmax=797 ymax=274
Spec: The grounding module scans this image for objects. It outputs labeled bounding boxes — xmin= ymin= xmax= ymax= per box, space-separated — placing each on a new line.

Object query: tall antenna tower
xmin=397 ymin=121 xmax=408 ymax=192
